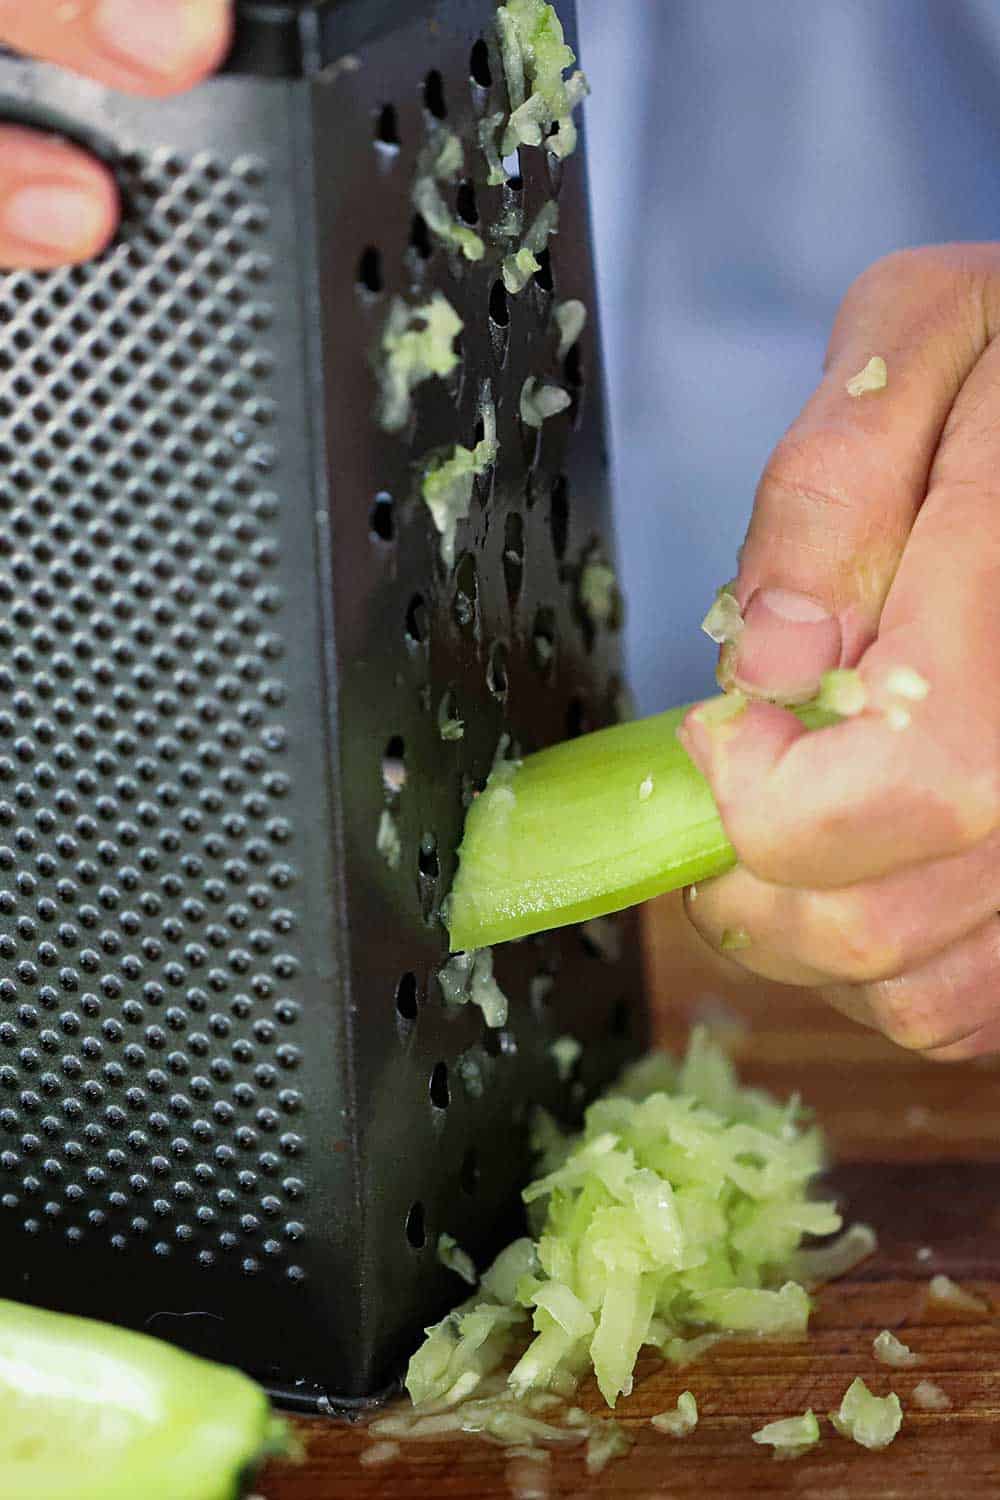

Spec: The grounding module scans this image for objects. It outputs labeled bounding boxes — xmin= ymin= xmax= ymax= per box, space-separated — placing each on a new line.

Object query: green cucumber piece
xmin=446 ymin=697 xmax=836 ymax=951
xmin=0 ymin=1298 xmax=286 ymax=1500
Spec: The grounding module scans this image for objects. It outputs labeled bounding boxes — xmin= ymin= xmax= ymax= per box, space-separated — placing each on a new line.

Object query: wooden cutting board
xmin=260 ymin=895 xmax=1000 ymax=1499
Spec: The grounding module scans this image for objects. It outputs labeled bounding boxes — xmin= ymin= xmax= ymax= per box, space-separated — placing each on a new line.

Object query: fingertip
xmin=0 ymin=139 xmax=120 ymax=269
xmin=90 ymin=0 xmax=233 ymax=97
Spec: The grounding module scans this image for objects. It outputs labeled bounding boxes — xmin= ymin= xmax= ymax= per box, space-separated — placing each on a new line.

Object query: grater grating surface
xmin=0 ymin=0 xmax=646 ymax=1404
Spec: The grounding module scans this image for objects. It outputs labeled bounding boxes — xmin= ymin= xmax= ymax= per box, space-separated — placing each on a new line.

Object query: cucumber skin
xmin=0 ymin=1298 xmax=286 ymax=1500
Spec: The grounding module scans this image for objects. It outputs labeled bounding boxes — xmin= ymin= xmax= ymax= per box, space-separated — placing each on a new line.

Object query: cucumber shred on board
xmin=407 ymin=1029 xmax=855 ymax=1411
xmin=0 ymin=1298 xmax=289 ymax=1500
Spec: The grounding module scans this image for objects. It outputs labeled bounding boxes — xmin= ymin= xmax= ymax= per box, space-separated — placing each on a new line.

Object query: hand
xmin=678 ymin=246 xmax=1000 ymax=1061
xmin=0 ymin=0 xmax=231 ymax=269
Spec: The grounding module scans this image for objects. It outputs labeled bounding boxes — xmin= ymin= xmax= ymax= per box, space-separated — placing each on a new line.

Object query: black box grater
xmin=0 ymin=0 xmax=647 ymax=1407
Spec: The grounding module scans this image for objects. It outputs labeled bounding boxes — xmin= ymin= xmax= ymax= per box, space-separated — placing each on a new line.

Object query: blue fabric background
xmin=577 ymin=0 xmax=1000 ymax=711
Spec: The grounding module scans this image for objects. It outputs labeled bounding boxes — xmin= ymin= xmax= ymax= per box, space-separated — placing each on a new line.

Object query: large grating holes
xmin=456 ymin=180 xmax=479 ymax=227
xmin=486 ymin=641 xmax=509 ymax=700
xmin=550 ymin=474 xmax=569 ymax=559
xmin=409 ymin=213 xmax=433 ymax=262
xmin=423 ymin=70 xmax=447 ymax=120
xmin=374 ymin=103 xmax=400 ymax=153
xmin=533 ymin=248 xmax=554 ymax=294
xmin=470 ymin=39 xmax=492 ymax=89
xmin=357 ymin=246 xmax=383 ymax=296
xmin=404 ymin=593 xmax=429 ymax=646
xmin=429 ymin=1061 xmax=450 ymax=1109
xmin=566 ymin=696 xmax=590 ymax=739
xmin=381 ymin=736 xmax=406 ymax=796
xmin=417 ymin=833 xmax=439 ymax=882
xmin=503 ymin=513 xmax=524 ymax=605
xmin=532 ymin=606 xmax=556 ymax=674
xmin=369 ymin=491 xmax=394 ymax=543
xmin=452 ymin=554 xmax=478 ymax=633
xmin=395 ymin=972 xmax=418 ymax=1022
xmin=405 ymin=1200 xmax=426 ymax=1249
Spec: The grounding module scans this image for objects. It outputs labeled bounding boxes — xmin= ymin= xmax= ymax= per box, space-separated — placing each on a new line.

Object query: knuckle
xmin=758 ymin=433 xmax=860 ymax=523
xmin=805 ymin=893 xmax=903 ymax=984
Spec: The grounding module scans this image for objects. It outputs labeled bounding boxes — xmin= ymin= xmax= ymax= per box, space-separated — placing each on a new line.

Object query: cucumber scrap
xmin=0 ymin=1298 xmax=287 ymax=1500
xmin=407 ymin=1029 xmax=842 ymax=1411
xmin=830 ymin=1377 xmax=902 ymax=1451
xmin=446 ymin=696 xmax=837 ymax=952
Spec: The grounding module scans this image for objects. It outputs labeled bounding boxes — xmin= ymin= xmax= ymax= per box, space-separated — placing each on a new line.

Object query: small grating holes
xmin=405 ymin=1200 xmax=426 ymax=1249
xmin=381 ymin=736 xmax=406 ymax=796
xmin=357 ymin=246 xmax=383 ymax=295
xmin=370 ymin=492 xmax=394 ymax=542
xmin=503 ymin=513 xmax=524 ymax=605
xmin=456 ymin=180 xmax=479 ymax=226
xmin=409 ymin=213 xmax=433 ymax=262
xmin=423 ymin=69 xmax=447 ymax=120
xmin=429 ymin=1061 xmax=450 ymax=1109
xmin=395 ymin=972 xmax=418 ymax=1022
xmin=460 ymin=1146 xmax=480 ymax=1194
xmin=487 ymin=642 xmax=509 ymax=700
xmin=470 ymin=39 xmax=492 ymax=89
xmin=374 ymin=103 xmax=400 ymax=151
xmin=550 ymin=474 xmax=569 ymax=559
xmin=404 ymin=594 xmax=429 ymax=646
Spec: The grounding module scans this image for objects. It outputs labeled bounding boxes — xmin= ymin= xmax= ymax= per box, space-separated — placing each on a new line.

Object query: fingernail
xmin=2 ymin=183 xmax=108 ymax=254
xmin=728 ymin=587 xmax=841 ymax=703
xmin=93 ymin=0 xmax=227 ymax=78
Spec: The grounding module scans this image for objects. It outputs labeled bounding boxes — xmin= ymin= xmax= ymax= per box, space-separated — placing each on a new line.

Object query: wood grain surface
xmin=258 ymin=896 xmax=1000 ymax=1498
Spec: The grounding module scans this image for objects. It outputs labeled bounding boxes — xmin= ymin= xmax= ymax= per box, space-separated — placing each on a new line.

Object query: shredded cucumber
xmin=496 ymin=0 xmax=589 ymax=159
xmin=377 ymin=294 xmax=462 ymax=433
xmin=407 ymin=1030 xmax=842 ymax=1411
xmin=651 ymin=1390 xmax=698 ymax=1436
xmin=831 ymin=1378 xmax=902 ymax=1450
xmin=751 ymin=1409 xmax=820 ymax=1458
xmin=873 ymin=1329 xmax=918 ymax=1368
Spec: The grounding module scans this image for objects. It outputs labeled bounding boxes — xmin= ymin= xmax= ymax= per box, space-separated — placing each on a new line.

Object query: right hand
xmin=0 ymin=0 xmax=232 ymax=270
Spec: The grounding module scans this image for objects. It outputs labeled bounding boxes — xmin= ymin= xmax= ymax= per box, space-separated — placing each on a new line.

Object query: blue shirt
xmin=579 ymin=0 xmax=1000 ymax=710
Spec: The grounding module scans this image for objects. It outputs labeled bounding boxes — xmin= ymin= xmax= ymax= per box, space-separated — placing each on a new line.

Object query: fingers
xmin=822 ymin=916 xmax=1000 ymax=1060
xmin=682 ymin=385 xmax=1000 ymax=892
xmin=684 ymin=828 xmax=1000 ymax=987
xmin=718 ymin=245 xmax=1000 ymax=703
xmin=0 ymin=0 xmax=232 ymax=99
xmin=0 ymin=126 xmax=118 ymax=268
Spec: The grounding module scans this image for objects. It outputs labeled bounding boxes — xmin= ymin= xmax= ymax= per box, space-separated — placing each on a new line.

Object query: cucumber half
xmin=0 ymin=1298 xmax=288 ymax=1500
xmin=446 ymin=697 xmax=837 ymax=952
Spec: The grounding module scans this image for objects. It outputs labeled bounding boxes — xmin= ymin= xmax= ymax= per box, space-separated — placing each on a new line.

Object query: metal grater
xmin=0 ymin=0 xmax=646 ymax=1407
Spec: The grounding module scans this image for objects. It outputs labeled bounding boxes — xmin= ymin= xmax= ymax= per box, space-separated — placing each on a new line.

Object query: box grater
xmin=0 ymin=0 xmax=646 ymax=1407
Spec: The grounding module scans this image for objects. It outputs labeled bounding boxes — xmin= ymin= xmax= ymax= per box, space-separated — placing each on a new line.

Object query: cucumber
xmin=0 ymin=1298 xmax=287 ymax=1500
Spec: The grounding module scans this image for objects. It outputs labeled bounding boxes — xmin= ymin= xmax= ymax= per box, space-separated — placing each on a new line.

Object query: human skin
xmin=0 ymin=0 xmax=232 ymax=269
xmin=679 ymin=245 xmax=1000 ymax=1061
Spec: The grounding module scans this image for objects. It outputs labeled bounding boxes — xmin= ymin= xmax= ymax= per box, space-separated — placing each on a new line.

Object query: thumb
xmin=716 ymin=245 xmax=1000 ymax=703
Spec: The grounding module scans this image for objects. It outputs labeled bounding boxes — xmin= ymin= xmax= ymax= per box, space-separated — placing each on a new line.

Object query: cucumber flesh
xmin=446 ymin=697 xmax=836 ymax=952
xmin=0 ymin=1298 xmax=283 ymax=1500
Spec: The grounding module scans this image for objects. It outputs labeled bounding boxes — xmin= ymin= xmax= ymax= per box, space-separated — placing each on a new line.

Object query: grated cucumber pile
xmin=407 ymin=1029 xmax=848 ymax=1411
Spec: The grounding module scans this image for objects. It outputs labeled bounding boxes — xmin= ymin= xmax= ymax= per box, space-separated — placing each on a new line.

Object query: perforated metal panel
xmin=0 ymin=0 xmax=646 ymax=1404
